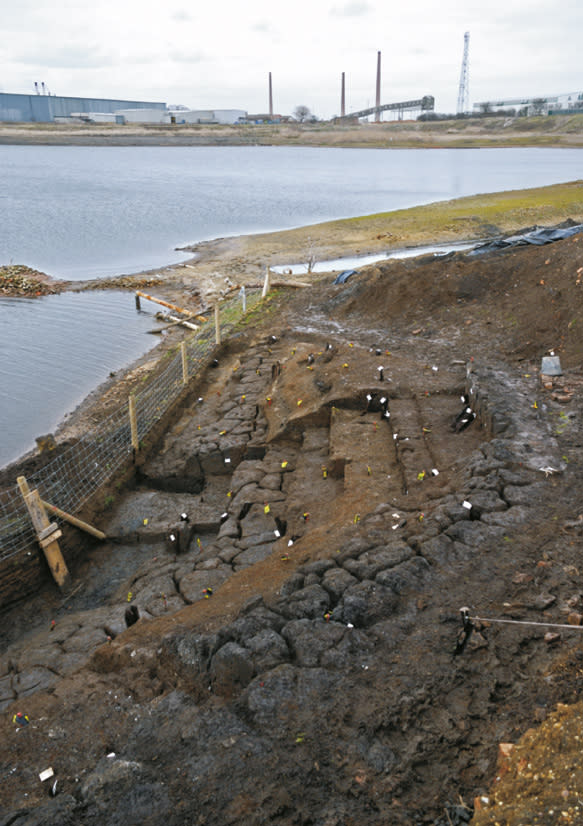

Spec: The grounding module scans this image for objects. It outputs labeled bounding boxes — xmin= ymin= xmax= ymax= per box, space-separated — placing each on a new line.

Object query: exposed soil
xmin=2 ymin=218 xmax=583 ymax=825
xmin=0 ymin=265 xmax=66 ymax=296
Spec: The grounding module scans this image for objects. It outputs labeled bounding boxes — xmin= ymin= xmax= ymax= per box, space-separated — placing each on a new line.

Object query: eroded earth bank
xmin=2 ymin=227 xmax=583 ymax=825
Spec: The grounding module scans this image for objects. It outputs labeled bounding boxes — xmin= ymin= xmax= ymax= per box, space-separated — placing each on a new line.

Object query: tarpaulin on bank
xmin=470 ymin=223 xmax=583 ymax=255
xmin=333 ymin=269 xmax=358 ymax=284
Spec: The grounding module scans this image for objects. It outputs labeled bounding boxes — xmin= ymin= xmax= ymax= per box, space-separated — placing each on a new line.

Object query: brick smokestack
xmin=341 ymin=72 xmax=345 ymax=117
xmin=375 ymin=51 xmax=381 ymax=122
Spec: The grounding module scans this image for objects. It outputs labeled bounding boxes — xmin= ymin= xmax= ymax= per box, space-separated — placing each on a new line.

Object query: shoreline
xmin=2 ymin=178 xmax=582 ymax=482
xmin=1 ymin=113 xmax=583 ymax=148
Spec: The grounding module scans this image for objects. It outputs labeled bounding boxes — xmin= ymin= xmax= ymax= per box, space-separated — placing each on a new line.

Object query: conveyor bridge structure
xmin=337 ymin=95 xmax=434 ymax=122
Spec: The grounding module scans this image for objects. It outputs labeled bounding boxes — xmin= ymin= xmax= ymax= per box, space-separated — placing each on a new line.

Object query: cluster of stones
xmin=1 ymin=342 xmax=563 ymax=725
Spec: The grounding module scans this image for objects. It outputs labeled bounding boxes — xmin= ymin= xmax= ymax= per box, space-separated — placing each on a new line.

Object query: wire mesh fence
xmin=0 ymin=288 xmax=263 ymax=562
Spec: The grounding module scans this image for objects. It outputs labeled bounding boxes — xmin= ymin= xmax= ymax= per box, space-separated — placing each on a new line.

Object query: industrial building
xmin=0 ymin=92 xmax=249 ymax=125
xmin=472 ymin=91 xmax=583 ymax=117
xmin=169 ymin=109 xmax=246 ymax=124
xmin=0 ymin=92 xmax=167 ymax=123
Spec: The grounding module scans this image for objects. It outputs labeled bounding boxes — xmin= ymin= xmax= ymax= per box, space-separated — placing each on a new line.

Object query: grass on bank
xmin=250 ymin=180 xmax=583 ymax=261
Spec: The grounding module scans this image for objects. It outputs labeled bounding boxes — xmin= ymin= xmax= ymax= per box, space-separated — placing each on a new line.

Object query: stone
xmin=217 ymin=544 xmax=241 ymax=563
xmin=280 ymin=573 xmax=305 ymax=597
xmin=233 ymin=543 xmax=274 ymax=568
xmin=444 ymin=520 xmax=504 ymax=547
xmin=443 ymin=503 xmax=472 ymax=523
xmin=210 ymin=642 xmax=255 ymax=695
xmin=244 ymin=664 xmax=339 ymax=729
xmin=229 ymin=463 xmax=266 ymax=495
xmin=503 ymin=484 xmax=541 ymax=507
xmin=376 ymin=556 xmax=430 ymax=593
xmin=320 ymin=627 xmax=374 ymax=670
xmin=169 ymin=633 xmax=222 ymax=679
xmin=339 ymin=580 xmax=399 ymax=626
xmin=282 ymin=618 xmax=345 ymax=666
xmin=80 ymin=757 xmax=146 ymax=808
xmin=217 ymin=516 xmax=239 ymax=539
xmin=178 ymin=568 xmax=230 ymax=603
xmin=239 ymin=503 xmax=278 ymax=537
xmin=419 ymin=534 xmax=455 ymax=567
xmin=463 ymin=489 xmax=507 ymax=516
xmin=481 ymin=506 xmax=531 ymax=527
xmin=299 ymin=558 xmax=337 ymax=576
xmin=279 ymin=583 xmax=331 ymax=620
xmin=235 ymin=530 xmax=278 ymax=550
xmin=321 ymin=567 xmax=358 ymax=600
xmin=261 ymin=473 xmax=283 ymax=490
xmin=335 ymin=536 xmax=374 ymax=563
xmin=245 ymin=629 xmax=290 ymax=671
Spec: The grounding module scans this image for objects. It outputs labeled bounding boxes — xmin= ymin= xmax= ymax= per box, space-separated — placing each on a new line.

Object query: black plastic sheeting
xmin=333 ymin=269 xmax=358 ymax=284
xmin=469 ymin=223 xmax=583 ymax=256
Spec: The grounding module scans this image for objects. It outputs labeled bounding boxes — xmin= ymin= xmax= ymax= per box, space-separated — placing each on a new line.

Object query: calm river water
xmin=1 ymin=145 xmax=582 ymax=468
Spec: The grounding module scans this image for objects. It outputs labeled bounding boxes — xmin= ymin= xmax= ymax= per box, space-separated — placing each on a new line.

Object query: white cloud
xmin=0 ymin=0 xmax=581 ymax=118
xmin=330 ymin=1 xmax=372 ymax=16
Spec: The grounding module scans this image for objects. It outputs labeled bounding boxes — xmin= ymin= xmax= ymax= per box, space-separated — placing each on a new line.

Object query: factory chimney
xmin=341 ymin=72 xmax=345 ymax=117
xmin=375 ymin=51 xmax=381 ymax=122
xmin=268 ymin=72 xmax=273 ymax=118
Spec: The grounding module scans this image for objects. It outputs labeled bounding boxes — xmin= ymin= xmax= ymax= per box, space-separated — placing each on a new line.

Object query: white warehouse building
xmin=168 ymin=109 xmax=247 ymax=124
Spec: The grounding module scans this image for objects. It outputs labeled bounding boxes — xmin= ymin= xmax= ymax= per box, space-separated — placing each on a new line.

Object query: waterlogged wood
xmin=41 ymin=499 xmax=106 ymax=540
xmin=17 ymin=476 xmax=70 ymax=589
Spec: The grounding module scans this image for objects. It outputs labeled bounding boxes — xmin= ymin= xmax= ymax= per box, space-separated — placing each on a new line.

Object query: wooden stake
xmin=17 ymin=476 xmax=70 ymax=590
xmin=41 ymin=499 xmax=106 ymax=540
xmin=129 ymin=394 xmax=139 ymax=452
xmin=181 ymin=341 xmax=188 ymax=384
xmin=262 ymin=266 xmax=271 ymax=298
xmin=215 ymin=304 xmax=221 ymax=345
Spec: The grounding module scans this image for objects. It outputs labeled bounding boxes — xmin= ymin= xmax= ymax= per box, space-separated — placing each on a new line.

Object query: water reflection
xmin=0 ymin=291 xmax=161 ymax=468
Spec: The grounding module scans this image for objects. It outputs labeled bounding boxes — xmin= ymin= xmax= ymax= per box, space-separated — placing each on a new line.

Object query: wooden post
xmin=215 ymin=303 xmax=221 ymax=345
xmin=262 ymin=266 xmax=271 ymax=298
xmin=135 ymin=293 xmax=141 ymax=311
xmin=181 ymin=341 xmax=188 ymax=384
xmin=129 ymin=394 xmax=139 ymax=452
xmin=17 ymin=476 xmax=70 ymax=590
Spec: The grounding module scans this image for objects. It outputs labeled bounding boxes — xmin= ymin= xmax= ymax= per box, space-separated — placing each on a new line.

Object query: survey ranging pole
xmin=457 ymin=31 xmax=470 ymax=115
xmin=341 ymin=71 xmax=346 ymax=117
xmin=269 ymin=72 xmax=273 ymax=117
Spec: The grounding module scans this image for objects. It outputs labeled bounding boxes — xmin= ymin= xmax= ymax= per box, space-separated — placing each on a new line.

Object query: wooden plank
xmin=135 ymin=291 xmax=207 ymax=322
xmin=41 ymin=499 xmax=107 ymax=540
xmin=18 ymin=481 xmax=70 ymax=590
xmin=39 ymin=528 xmax=63 ymax=549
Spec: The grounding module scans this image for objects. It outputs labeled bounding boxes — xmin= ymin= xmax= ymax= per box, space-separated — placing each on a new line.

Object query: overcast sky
xmin=2 ymin=0 xmax=581 ymax=118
